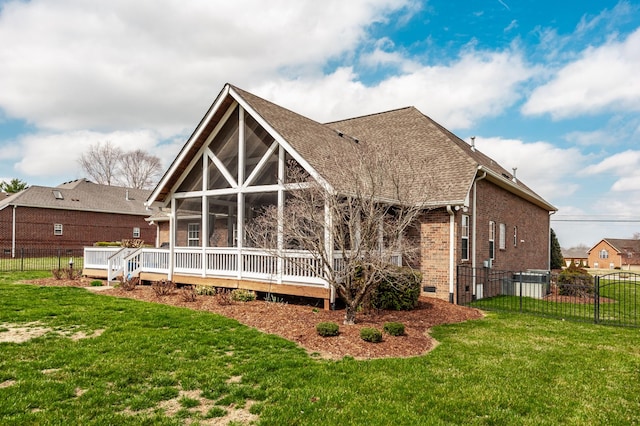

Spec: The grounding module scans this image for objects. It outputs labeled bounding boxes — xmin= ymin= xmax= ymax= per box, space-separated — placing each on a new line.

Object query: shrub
xmin=369 ymin=267 xmax=422 ymax=311
xmin=121 ymin=239 xmax=145 ymax=248
xmin=557 ymin=263 xmax=593 ymax=297
xmin=316 ymin=322 xmax=340 ymax=337
xmin=194 ymin=285 xmax=217 ymax=296
xmin=90 ymin=280 xmax=103 ymax=287
xmin=121 ymin=276 xmax=139 ymax=291
xmin=383 ymin=322 xmax=405 ymax=336
xmin=94 ymin=241 xmax=121 ymax=247
xmin=51 ymin=268 xmax=64 ymax=280
xmin=65 ymin=267 xmax=82 ymax=280
xmin=152 ymin=279 xmax=176 ymax=297
xmin=180 ymin=285 xmax=197 ymax=302
xmin=231 ymin=289 xmax=256 ymax=302
xmin=360 ymin=327 xmax=382 ymax=343
xmin=214 ymin=288 xmax=234 ymax=305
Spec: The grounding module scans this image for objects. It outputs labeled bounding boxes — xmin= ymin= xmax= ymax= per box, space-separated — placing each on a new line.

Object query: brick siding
xmin=0 ymin=206 xmax=155 ymax=251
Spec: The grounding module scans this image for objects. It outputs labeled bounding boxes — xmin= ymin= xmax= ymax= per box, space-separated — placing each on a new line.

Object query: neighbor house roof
xmin=0 ymin=178 xmax=152 ymax=216
xmin=149 ymin=84 xmax=556 ymax=211
xmin=589 ymin=238 xmax=640 ymax=256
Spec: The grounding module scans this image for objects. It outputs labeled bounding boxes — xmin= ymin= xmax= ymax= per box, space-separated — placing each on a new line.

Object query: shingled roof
xmin=0 ymin=179 xmax=152 ymax=216
xmin=590 ymin=239 xmax=640 ymax=255
xmin=149 ymin=84 xmax=555 ymax=211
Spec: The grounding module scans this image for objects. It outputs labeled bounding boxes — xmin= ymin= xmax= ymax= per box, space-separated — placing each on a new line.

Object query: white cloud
xmin=253 ymin=48 xmax=538 ymax=127
xmin=523 ymin=27 xmax=640 ymax=118
xmin=0 ymin=0 xmax=412 ymax=135
xmin=13 ymin=130 xmax=161 ymax=178
xmin=474 ymin=136 xmax=585 ymax=202
xmin=583 ymin=150 xmax=640 ymax=191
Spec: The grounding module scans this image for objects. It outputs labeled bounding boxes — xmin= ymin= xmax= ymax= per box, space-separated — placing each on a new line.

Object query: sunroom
xmin=85 ymin=90 xmax=345 ymax=308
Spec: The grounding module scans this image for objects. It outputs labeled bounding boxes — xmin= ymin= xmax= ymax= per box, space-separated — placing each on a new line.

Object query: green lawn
xmin=1 ymin=271 xmax=639 ymax=425
xmin=470 ymin=279 xmax=639 ymax=326
xmin=0 ymin=255 xmax=84 ymax=272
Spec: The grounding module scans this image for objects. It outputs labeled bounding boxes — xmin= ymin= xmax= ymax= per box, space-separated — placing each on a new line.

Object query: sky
xmin=0 ymin=0 xmax=639 ymax=249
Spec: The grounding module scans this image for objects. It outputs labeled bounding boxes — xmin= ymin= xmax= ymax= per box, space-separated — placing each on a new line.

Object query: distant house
xmin=84 ymin=84 xmax=556 ymax=307
xmin=0 ymin=179 xmax=155 ymax=254
xmin=562 ymin=247 xmax=589 ymax=268
xmin=588 ymin=239 xmax=640 ymax=270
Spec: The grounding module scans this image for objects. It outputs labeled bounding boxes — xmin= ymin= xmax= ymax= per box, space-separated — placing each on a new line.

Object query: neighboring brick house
xmin=137 ymin=83 xmax=556 ymax=305
xmin=588 ymin=239 xmax=640 ymax=270
xmin=0 ymin=179 xmax=155 ymax=253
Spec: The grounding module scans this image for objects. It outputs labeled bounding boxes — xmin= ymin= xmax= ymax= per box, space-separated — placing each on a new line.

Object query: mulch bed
xmin=20 ymin=278 xmax=484 ymax=360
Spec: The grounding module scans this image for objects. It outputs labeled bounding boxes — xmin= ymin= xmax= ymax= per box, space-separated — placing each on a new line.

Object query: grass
xmin=0 ymin=255 xmax=84 ymax=272
xmin=1 ymin=271 xmax=640 ymax=425
xmin=470 ymin=279 xmax=639 ymax=326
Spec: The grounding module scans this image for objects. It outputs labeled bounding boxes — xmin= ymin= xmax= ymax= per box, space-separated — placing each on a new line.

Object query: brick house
xmin=588 ymin=239 xmax=640 ymax=270
xmin=85 ymin=84 xmax=555 ymax=306
xmin=0 ymin=179 xmax=155 ymax=254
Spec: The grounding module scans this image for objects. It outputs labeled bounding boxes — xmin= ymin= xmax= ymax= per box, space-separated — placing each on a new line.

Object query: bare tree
xmin=248 ymin=142 xmax=433 ymax=325
xmin=118 ymin=149 xmax=163 ymax=189
xmin=78 ymin=141 xmax=123 ymax=186
xmin=79 ymin=142 xmax=163 ymax=189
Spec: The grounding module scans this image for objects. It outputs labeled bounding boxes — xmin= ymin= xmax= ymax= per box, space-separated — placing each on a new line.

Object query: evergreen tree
xmin=550 ymin=228 xmax=564 ymax=270
xmin=0 ymin=178 xmax=28 ymax=193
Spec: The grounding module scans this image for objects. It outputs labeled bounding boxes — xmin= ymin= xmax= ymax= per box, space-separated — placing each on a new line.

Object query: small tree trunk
xmin=344 ymin=303 xmax=357 ymax=325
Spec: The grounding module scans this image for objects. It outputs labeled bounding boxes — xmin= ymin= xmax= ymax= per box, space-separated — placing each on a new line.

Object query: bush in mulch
xmin=180 ymin=285 xmax=197 ymax=302
xmin=316 ymin=322 xmax=340 ymax=337
xmin=152 ymin=279 xmax=176 ymax=297
xmin=383 ymin=322 xmax=405 ymax=336
xmin=360 ymin=327 xmax=383 ymax=343
xmin=120 ymin=276 xmax=139 ymax=291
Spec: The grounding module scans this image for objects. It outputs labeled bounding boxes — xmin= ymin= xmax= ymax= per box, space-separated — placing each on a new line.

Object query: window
xmin=461 ymin=215 xmax=469 ymax=261
xmin=54 ymin=224 xmax=63 ymax=236
xmin=188 ymin=223 xmax=200 ymax=247
xmin=489 ymin=221 xmax=495 ymax=260
xmin=513 ymin=226 xmax=518 ymax=247
xmin=133 ymin=227 xmax=140 ymax=238
xmin=499 ymin=223 xmax=506 ymax=250
xmin=599 ymin=249 xmax=609 ymax=259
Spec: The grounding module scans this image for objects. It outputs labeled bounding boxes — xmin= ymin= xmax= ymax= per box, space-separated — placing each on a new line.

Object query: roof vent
xmin=336 ymin=130 xmax=344 ymax=137
xmin=52 ymin=190 xmax=63 ymax=200
xmin=125 ymin=189 xmax=130 ymax=201
xmin=470 ymin=136 xmax=476 ymax=152
xmin=512 ymin=167 xmax=518 ymax=183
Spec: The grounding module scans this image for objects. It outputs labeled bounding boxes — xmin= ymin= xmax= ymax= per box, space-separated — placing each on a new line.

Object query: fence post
xmin=58 ymin=249 xmax=61 ymax=270
xmin=594 ymin=275 xmax=600 ymax=324
xmin=20 ymin=248 xmax=24 ymax=271
xmin=519 ymin=272 xmax=523 ymax=312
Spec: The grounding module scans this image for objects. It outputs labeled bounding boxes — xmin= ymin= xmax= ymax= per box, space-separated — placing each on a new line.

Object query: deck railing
xmin=84 ymin=246 xmax=402 ymax=287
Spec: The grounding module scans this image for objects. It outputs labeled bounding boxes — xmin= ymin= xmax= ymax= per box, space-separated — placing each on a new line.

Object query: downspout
xmin=446 ymin=205 xmax=455 ymax=303
xmin=472 ymin=170 xmax=487 ymax=298
xmin=548 ymin=211 xmax=556 ymax=271
xmin=12 ymin=205 xmax=16 ymax=258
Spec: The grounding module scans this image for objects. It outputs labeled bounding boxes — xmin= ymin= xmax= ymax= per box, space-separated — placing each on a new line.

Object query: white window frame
xmin=461 ymin=214 xmax=469 ymax=261
xmin=599 ymin=249 xmax=609 ymax=259
xmin=188 ymin=223 xmax=200 ymax=247
xmin=54 ymin=223 xmax=63 ymax=236
xmin=133 ymin=227 xmax=140 ymax=238
xmin=513 ymin=226 xmax=518 ymax=247
xmin=499 ymin=223 xmax=506 ymax=250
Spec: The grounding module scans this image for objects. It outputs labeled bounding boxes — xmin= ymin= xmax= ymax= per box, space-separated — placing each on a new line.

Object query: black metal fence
xmin=0 ymin=248 xmax=85 ymax=272
xmin=457 ymin=266 xmax=640 ymax=327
